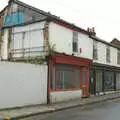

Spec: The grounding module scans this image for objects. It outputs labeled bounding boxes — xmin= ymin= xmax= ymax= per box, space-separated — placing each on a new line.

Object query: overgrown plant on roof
xmin=48 ymin=42 xmax=56 ymax=56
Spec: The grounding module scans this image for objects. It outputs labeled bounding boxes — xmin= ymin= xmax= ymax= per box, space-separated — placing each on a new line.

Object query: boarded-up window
xmin=93 ymin=41 xmax=98 ymax=60
xmin=73 ymin=31 xmax=78 ymax=52
xmin=12 ymin=3 xmax=18 ymax=13
xmin=55 ymin=65 xmax=80 ymax=89
xmin=4 ymin=3 xmax=47 ymax=27
xmin=11 ymin=28 xmax=44 ymax=57
xmin=117 ymin=50 xmax=120 ymax=64
xmin=106 ymin=46 xmax=111 ymax=63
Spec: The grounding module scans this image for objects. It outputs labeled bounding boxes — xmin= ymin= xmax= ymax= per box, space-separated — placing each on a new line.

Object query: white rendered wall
xmin=93 ymin=41 xmax=120 ymax=67
xmin=50 ymin=90 xmax=82 ymax=103
xmin=49 ymin=22 xmax=93 ymax=60
xmin=0 ymin=62 xmax=47 ymax=109
xmin=1 ymin=29 xmax=9 ymax=60
xmin=12 ymin=21 xmax=46 ymax=57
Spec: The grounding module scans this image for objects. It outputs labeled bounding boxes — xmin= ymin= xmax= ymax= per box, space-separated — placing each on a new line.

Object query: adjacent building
xmin=90 ymin=35 xmax=120 ymax=95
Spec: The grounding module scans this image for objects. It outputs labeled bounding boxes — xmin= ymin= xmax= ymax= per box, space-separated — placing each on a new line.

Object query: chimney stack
xmin=87 ymin=27 xmax=96 ymax=36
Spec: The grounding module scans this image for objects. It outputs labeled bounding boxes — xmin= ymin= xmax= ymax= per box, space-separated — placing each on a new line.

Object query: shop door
xmin=96 ymin=71 xmax=103 ymax=93
xmin=80 ymin=70 xmax=89 ymax=97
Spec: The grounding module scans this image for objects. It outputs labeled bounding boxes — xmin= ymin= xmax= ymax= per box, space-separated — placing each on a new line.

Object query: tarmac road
xmin=21 ymin=98 xmax=120 ymax=120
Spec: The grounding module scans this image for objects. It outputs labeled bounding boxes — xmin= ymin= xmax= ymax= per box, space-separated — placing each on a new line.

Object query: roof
xmin=110 ymin=38 xmax=120 ymax=48
xmin=9 ymin=0 xmax=58 ymax=19
xmin=8 ymin=0 xmax=89 ymax=35
xmin=90 ymin=35 xmax=120 ymax=49
xmin=111 ymin=38 xmax=120 ymax=43
xmin=0 ymin=5 xmax=8 ymax=15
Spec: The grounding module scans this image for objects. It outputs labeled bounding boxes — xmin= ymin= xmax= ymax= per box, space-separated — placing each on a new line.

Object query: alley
xmin=21 ymin=98 xmax=120 ymax=120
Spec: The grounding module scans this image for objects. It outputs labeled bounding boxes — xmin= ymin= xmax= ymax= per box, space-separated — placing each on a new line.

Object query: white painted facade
xmin=49 ymin=22 xmax=93 ymax=60
xmin=93 ymin=40 xmax=120 ymax=67
xmin=48 ymin=22 xmax=91 ymax=103
xmin=50 ymin=90 xmax=82 ymax=103
xmin=0 ymin=62 xmax=47 ymax=109
xmin=11 ymin=21 xmax=46 ymax=58
xmin=10 ymin=21 xmax=120 ymax=68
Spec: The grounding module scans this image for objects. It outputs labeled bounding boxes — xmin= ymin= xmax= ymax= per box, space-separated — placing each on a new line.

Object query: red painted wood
xmin=49 ymin=53 xmax=92 ymax=93
xmin=80 ymin=70 xmax=90 ymax=97
xmin=50 ymin=53 xmax=92 ymax=66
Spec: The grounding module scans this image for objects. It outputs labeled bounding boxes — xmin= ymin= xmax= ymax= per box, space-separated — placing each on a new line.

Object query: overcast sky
xmin=1 ymin=0 xmax=120 ymax=42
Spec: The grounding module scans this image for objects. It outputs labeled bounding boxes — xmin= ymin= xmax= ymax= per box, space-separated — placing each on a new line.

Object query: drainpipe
xmin=93 ymin=67 xmax=96 ymax=95
xmin=102 ymin=68 xmax=105 ymax=94
xmin=44 ymin=21 xmax=50 ymax=104
xmin=114 ymin=71 xmax=116 ymax=91
xmin=47 ymin=57 xmax=50 ymax=104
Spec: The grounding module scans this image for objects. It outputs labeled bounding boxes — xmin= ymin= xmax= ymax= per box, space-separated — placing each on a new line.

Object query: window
xmin=106 ymin=46 xmax=110 ymax=63
xmin=93 ymin=41 xmax=98 ymax=60
xmin=12 ymin=4 xmax=18 ymax=13
xmin=104 ymin=71 xmax=114 ymax=91
xmin=55 ymin=65 xmax=80 ymax=90
xmin=117 ymin=50 xmax=120 ymax=64
xmin=116 ymin=72 xmax=120 ymax=90
xmin=73 ymin=31 xmax=78 ymax=52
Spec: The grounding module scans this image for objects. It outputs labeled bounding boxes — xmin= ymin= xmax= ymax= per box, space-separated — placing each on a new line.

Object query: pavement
xmin=21 ymin=98 xmax=120 ymax=120
xmin=0 ymin=92 xmax=120 ymax=120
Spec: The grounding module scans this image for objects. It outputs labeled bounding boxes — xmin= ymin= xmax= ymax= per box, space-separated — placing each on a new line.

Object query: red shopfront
xmin=48 ymin=53 xmax=92 ymax=99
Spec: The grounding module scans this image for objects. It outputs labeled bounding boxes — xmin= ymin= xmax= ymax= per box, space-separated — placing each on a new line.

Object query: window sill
xmin=49 ymin=88 xmax=81 ymax=92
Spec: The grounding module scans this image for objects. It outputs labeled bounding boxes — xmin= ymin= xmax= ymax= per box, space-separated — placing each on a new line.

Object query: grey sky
xmin=1 ymin=0 xmax=120 ymax=42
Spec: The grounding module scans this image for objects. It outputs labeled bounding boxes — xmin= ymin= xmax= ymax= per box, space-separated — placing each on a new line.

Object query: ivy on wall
xmin=9 ymin=56 xmax=45 ymax=65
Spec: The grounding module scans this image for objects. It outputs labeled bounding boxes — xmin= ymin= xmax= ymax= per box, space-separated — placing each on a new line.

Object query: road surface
xmin=22 ymin=98 xmax=120 ymax=120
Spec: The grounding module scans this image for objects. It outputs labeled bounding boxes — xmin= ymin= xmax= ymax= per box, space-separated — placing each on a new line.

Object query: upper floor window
xmin=106 ymin=46 xmax=111 ymax=63
xmin=73 ymin=31 xmax=78 ymax=52
xmin=12 ymin=4 xmax=18 ymax=13
xmin=117 ymin=50 xmax=120 ymax=64
xmin=93 ymin=41 xmax=98 ymax=60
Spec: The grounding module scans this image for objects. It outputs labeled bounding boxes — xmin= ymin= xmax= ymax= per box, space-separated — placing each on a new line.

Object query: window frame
xmin=117 ymin=49 xmax=120 ymax=65
xmin=50 ymin=64 xmax=82 ymax=91
xmin=93 ymin=41 xmax=98 ymax=60
xmin=55 ymin=68 xmax=80 ymax=90
xmin=72 ymin=31 xmax=78 ymax=53
xmin=106 ymin=46 xmax=111 ymax=63
xmin=104 ymin=71 xmax=114 ymax=91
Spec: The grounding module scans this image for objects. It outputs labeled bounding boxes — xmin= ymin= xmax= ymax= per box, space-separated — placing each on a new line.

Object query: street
xmin=21 ymin=98 xmax=120 ymax=120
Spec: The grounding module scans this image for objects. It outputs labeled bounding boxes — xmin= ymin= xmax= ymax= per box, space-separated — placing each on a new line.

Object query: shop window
xmin=73 ymin=31 xmax=78 ymax=52
xmin=55 ymin=65 xmax=80 ymax=90
xmin=116 ymin=73 xmax=120 ymax=90
xmin=104 ymin=71 xmax=114 ymax=91
xmin=93 ymin=41 xmax=98 ymax=60
xmin=106 ymin=46 xmax=111 ymax=63
xmin=117 ymin=50 xmax=120 ymax=64
xmin=95 ymin=71 xmax=103 ymax=93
